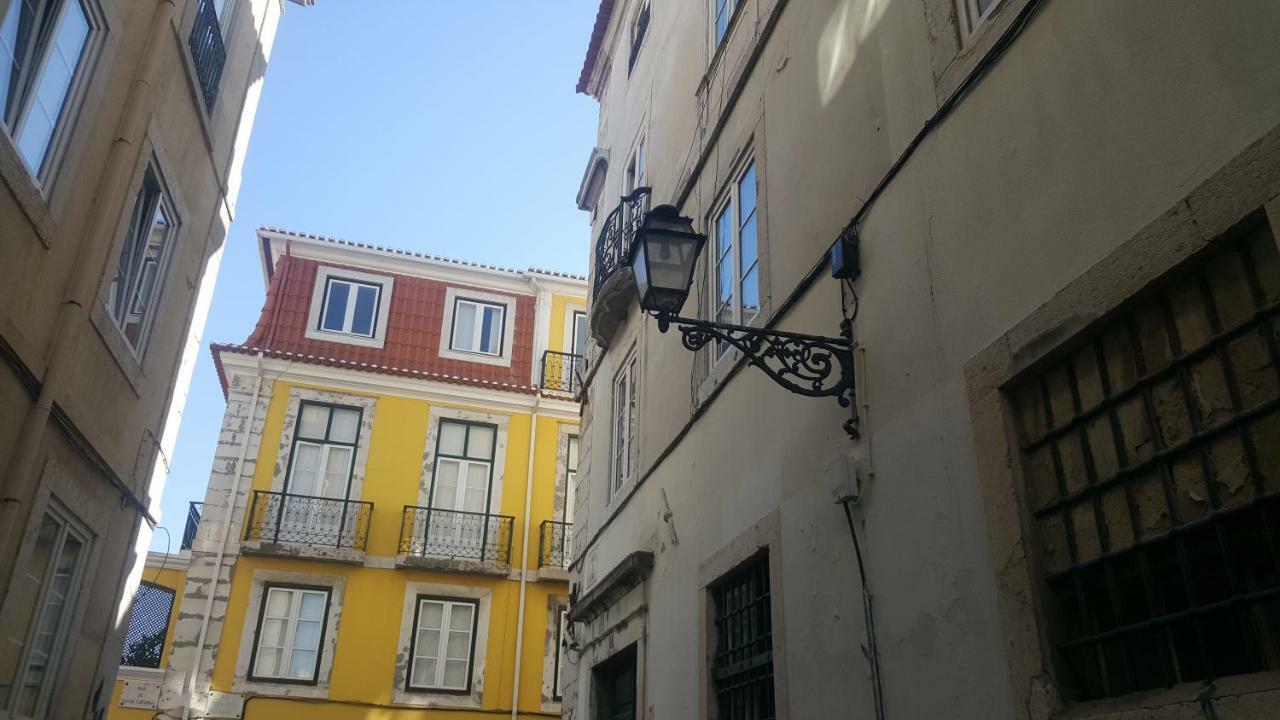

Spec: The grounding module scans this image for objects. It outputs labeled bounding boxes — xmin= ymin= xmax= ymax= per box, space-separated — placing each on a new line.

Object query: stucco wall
xmin=570 ymin=1 xmax=1280 ymax=719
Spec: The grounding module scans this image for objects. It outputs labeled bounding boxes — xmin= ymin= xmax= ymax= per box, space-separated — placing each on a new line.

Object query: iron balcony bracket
xmin=653 ymin=312 xmax=859 ymax=438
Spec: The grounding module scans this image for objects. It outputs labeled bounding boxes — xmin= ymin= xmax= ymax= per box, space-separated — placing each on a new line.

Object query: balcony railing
xmin=541 ymin=350 xmax=586 ymax=394
xmin=180 ymin=501 xmax=203 ymax=551
xmin=538 ymin=520 xmax=572 ymax=570
xmin=593 ymin=187 xmax=651 ymax=294
xmin=188 ymin=0 xmax=226 ymax=112
xmin=399 ymin=506 xmax=513 ymax=565
xmin=244 ymin=491 xmax=373 ymax=550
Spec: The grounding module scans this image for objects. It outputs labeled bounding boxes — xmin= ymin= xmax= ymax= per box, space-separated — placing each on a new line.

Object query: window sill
xmin=438 ymin=346 xmax=511 ymax=367
xmin=116 ymin=666 xmax=166 ymax=682
xmin=0 ymin=131 xmax=55 ymax=248
xmin=395 ymin=553 xmax=510 ymax=577
xmin=303 ymin=327 xmax=387 ymax=350
xmin=240 ymin=540 xmax=366 ymax=565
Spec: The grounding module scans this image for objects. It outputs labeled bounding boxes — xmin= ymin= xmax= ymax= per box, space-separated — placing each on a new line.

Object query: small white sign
xmin=120 ymin=679 xmax=161 ymax=709
xmin=206 ymin=690 xmax=245 ymax=719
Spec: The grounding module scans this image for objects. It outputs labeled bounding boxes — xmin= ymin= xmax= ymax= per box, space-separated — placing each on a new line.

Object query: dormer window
xmin=305 ymin=266 xmax=394 ymax=349
xmin=320 ymin=278 xmax=380 ymax=337
xmin=438 ymin=286 xmax=517 ymax=367
xmin=450 ymin=298 xmax=505 ymax=356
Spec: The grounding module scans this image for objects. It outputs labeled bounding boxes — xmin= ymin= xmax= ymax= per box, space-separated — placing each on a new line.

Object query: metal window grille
xmin=120 ymin=582 xmax=175 ymax=669
xmin=1009 ymin=219 xmax=1280 ymax=701
xmin=187 ymin=0 xmax=226 ymax=112
xmin=711 ymin=553 xmax=776 ymax=720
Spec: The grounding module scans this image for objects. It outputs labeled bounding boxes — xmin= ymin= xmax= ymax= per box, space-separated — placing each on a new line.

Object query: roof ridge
xmin=259 ymin=225 xmax=587 ymax=282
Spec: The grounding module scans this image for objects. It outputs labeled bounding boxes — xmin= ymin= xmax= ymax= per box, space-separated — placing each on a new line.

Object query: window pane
xmin=420 ymin=601 xmax=444 ymax=629
xmin=742 ymin=266 xmax=760 ymax=321
xmin=715 ymin=0 xmax=731 ymax=42
xmin=462 ymin=463 xmax=488 ymax=513
xmin=293 ymin=619 xmax=321 ymax=651
xmin=0 ymin=1 xmax=22 ymax=117
xmin=446 ymin=630 xmax=470 ymax=659
xmin=716 ymin=204 xmax=732 ymax=256
xmin=350 ymin=284 xmax=378 ymax=336
xmin=298 ymin=592 xmax=326 ymax=622
xmin=411 ymin=658 xmax=437 ymax=687
xmin=15 ymin=0 xmax=88 ymax=173
xmin=740 ymin=214 xmax=757 ymax=272
xmin=439 ymin=422 xmax=466 ymax=456
xmin=328 ymin=407 xmax=359 ymax=444
xmin=480 ymin=305 xmax=502 ymax=354
xmin=254 ymin=647 xmax=281 ymax=677
xmin=264 ymin=588 xmax=291 ymax=618
xmin=717 ymin=257 xmax=734 ymax=306
xmin=260 ymin=617 xmax=286 ymax=647
xmin=443 ymin=659 xmax=468 ymax=688
xmin=568 ymin=436 xmax=579 ymax=472
xmin=452 ymin=302 xmax=477 ymax=351
xmin=449 ymin=603 xmax=474 ymax=631
xmin=738 ymin=163 xmax=757 ymax=221
xmin=288 ymin=444 xmax=321 ymax=495
xmin=322 ymin=281 xmax=350 ymax=332
xmin=432 ymin=460 xmax=460 ymax=508
xmin=466 ymin=425 xmax=494 ymax=460
xmin=298 ymin=405 xmax=328 ymax=439
xmin=287 ymin=649 xmax=315 ymax=678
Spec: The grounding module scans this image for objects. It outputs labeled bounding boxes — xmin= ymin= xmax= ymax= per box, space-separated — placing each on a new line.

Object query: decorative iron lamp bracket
xmin=652 ymin=312 xmax=859 ymax=438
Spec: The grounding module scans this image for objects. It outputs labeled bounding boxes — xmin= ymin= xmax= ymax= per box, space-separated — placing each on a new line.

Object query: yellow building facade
xmin=108 ymin=228 xmax=586 ymax=719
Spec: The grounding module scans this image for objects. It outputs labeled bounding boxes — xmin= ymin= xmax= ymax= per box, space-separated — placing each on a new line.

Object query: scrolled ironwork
xmin=593 ymin=187 xmax=652 ymax=294
xmin=399 ymin=506 xmax=514 ymax=565
xmin=658 ymin=313 xmax=859 ymax=438
xmin=541 ymin=350 xmax=586 ymax=394
xmin=243 ymin=491 xmax=373 ymax=550
xmin=537 ymin=520 xmax=572 ymax=570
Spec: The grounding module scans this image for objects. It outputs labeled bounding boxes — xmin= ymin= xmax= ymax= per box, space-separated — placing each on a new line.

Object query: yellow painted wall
xmin=203 ymin=379 xmax=572 ymax=717
xmin=548 ymin=293 xmax=587 ymax=355
xmin=107 ymin=565 xmax=187 ymax=720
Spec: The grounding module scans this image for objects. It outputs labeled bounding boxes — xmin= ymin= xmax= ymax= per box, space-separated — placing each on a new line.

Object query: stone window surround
xmin=417 ymin=405 xmax=510 ymax=512
xmin=697 ymin=510 xmax=790 ymax=720
xmin=304 ymin=265 xmax=395 ymax=350
xmin=574 ymin=584 xmax=648 ymax=720
xmin=554 ymin=422 xmax=578 ymax=524
xmin=231 ymin=569 xmax=346 ymax=699
xmin=268 ymin=386 xmax=377 ymax=501
xmin=922 ymin=0 xmax=1036 ymax=104
xmin=540 ymin=595 xmax=570 ymax=712
xmin=90 ymin=123 xmax=191 ymax=395
xmin=966 ymin=135 xmax=1280 ymax=718
xmin=391 ymin=580 xmax=493 ymax=708
xmin=438 ymin=285 xmax=519 ymax=368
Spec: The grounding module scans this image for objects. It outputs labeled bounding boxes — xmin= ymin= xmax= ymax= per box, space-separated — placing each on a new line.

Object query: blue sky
xmin=152 ymin=2 xmax=599 ymax=551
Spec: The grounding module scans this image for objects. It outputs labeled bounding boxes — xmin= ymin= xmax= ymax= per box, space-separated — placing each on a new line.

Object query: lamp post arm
xmin=654 ymin=312 xmax=859 ymax=438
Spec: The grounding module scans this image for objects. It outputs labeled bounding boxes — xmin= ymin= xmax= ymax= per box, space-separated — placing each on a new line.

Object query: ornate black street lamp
xmin=628 ymin=205 xmax=859 ymax=438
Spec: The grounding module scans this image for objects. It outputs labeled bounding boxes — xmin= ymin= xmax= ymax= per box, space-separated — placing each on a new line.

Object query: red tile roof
xmin=577 ymin=0 xmax=616 ymax=94
xmin=260 ymin=226 xmax=587 ymax=282
xmin=213 ymin=255 xmax=539 ymax=397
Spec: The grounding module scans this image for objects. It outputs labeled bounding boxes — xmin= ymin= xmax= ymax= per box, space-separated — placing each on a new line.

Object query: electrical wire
xmin=149 ymin=525 xmax=172 ymax=583
xmin=843 ymin=499 xmax=886 ymax=720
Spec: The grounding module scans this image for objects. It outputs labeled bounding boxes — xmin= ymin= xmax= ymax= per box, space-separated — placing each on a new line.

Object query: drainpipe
xmin=511 ymin=393 xmax=541 ymax=720
xmin=182 ymin=351 xmax=265 ymax=720
xmin=0 ymin=0 xmax=177 ymax=564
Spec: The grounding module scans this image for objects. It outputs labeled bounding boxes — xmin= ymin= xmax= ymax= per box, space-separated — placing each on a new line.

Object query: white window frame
xmin=317 ymin=277 xmax=381 ymax=337
xmin=625 ymin=135 xmax=646 ymax=195
xmin=0 ymin=502 xmax=92 ymax=720
xmin=0 ymin=0 xmax=104 ymax=191
xmin=565 ymin=435 xmax=579 ymax=526
xmin=406 ymin=597 xmax=479 ymax=693
xmin=437 ymin=286 xmax=518 ymax=367
xmin=105 ymin=159 xmax=180 ymax=357
xmin=449 ymin=298 xmax=506 ymax=356
xmin=959 ymin=0 xmax=1002 ymax=35
xmin=628 ymin=0 xmax=650 ymax=73
xmin=554 ymin=608 xmax=568 ymax=700
xmin=305 ymin=266 xmax=393 ymax=349
xmin=710 ymin=157 xmax=761 ymax=362
xmin=248 ymin=585 xmax=331 ymax=684
xmin=610 ymin=352 xmax=638 ymax=498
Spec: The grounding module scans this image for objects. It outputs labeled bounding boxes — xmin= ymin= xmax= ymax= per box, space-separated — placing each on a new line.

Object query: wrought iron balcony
xmin=399 ymin=506 xmax=514 ymax=565
xmin=540 ymin=350 xmax=586 ymax=394
xmin=593 ymin=187 xmax=651 ymax=294
xmin=180 ymin=501 xmax=203 ymax=551
xmin=188 ymin=0 xmax=226 ymax=112
xmin=537 ymin=520 xmax=572 ymax=570
xmin=243 ymin=491 xmax=373 ymax=550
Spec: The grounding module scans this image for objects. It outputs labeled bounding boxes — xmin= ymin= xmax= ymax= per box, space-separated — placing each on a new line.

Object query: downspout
xmin=0 ymin=0 xmax=177 ymax=558
xmin=182 ymin=350 xmax=265 ymax=720
xmin=511 ymin=392 xmax=541 ymax=720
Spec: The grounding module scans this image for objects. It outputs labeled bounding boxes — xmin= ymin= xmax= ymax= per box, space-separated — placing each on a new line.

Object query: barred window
xmin=1010 ymin=219 xmax=1280 ymax=701
xmin=120 ymin=582 xmax=175 ymax=669
xmin=711 ymin=552 xmax=775 ymax=720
